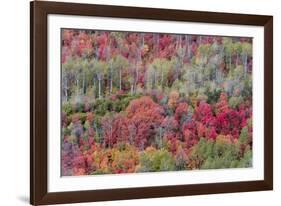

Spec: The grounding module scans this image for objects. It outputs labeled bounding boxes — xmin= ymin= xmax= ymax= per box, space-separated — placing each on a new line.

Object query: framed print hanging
xmin=30 ymin=1 xmax=273 ymax=205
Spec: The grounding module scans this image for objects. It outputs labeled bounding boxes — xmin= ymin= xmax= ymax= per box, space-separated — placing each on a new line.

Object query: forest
xmin=61 ymin=29 xmax=253 ymax=176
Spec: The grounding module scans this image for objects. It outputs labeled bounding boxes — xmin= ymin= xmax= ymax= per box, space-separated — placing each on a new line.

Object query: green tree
xmin=189 ymin=134 xmax=252 ymax=169
xmin=223 ymin=37 xmax=234 ymax=70
xmin=113 ymin=55 xmax=129 ymax=91
xmin=146 ymin=58 xmax=172 ymax=90
xmin=94 ymin=60 xmax=107 ymax=99
xmin=241 ymin=42 xmax=252 ymax=77
xmin=233 ymin=42 xmax=242 ymax=67
xmin=198 ymin=44 xmax=211 ymax=66
xmin=137 ymin=147 xmax=176 ymax=172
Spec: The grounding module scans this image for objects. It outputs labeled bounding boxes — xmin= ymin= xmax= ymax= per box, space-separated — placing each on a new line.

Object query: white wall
xmin=0 ymin=0 xmax=279 ymax=205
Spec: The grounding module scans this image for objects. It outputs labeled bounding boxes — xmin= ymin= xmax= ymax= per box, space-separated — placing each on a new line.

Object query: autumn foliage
xmin=61 ymin=29 xmax=253 ymax=176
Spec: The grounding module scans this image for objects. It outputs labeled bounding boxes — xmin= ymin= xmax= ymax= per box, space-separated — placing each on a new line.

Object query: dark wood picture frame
xmin=30 ymin=1 xmax=273 ymax=205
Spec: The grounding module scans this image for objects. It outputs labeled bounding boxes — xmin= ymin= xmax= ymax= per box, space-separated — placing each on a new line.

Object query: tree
xmin=197 ymin=44 xmax=211 ymax=66
xmin=241 ymin=42 xmax=252 ymax=77
xmin=101 ymin=113 xmax=129 ymax=147
xmin=233 ymin=42 xmax=242 ymax=67
xmin=182 ymin=120 xmax=199 ymax=147
xmin=101 ymin=113 xmax=115 ymax=147
xmin=62 ymin=57 xmax=81 ymax=102
xmin=137 ymin=147 xmax=176 ymax=172
xmin=113 ymin=54 xmax=129 ymax=91
xmin=161 ymin=116 xmax=180 ymax=142
xmin=182 ymin=65 xmax=198 ymax=95
xmin=193 ymin=101 xmax=213 ymax=124
xmin=223 ymin=37 xmax=234 ymax=70
xmin=167 ymin=90 xmax=179 ymax=110
xmin=174 ymin=102 xmax=189 ymax=124
xmin=94 ymin=60 xmax=107 ymax=99
xmin=155 ymin=58 xmax=172 ymax=89
xmin=126 ymin=96 xmax=164 ymax=149
xmin=80 ymin=59 xmax=91 ymax=95
xmin=188 ymin=136 xmax=238 ymax=169
xmin=110 ymin=144 xmax=139 ymax=173
xmin=62 ymin=61 xmax=71 ymax=102
xmin=215 ymin=93 xmax=229 ymax=113
xmin=62 ymin=140 xmax=83 ymax=176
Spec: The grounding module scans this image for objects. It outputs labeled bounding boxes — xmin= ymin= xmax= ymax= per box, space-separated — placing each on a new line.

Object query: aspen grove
xmin=61 ymin=29 xmax=253 ymax=176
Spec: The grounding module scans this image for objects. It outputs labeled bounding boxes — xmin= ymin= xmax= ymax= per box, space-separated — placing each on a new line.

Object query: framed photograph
xmin=30 ymin=1 xmax=273 ymax=205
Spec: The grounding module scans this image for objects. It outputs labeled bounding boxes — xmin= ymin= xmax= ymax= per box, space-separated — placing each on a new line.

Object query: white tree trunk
xmin=83 ymin=72 xmax=85 ymax=94
xmin=119 ymin=69 xmax=122 ymax=90
xmin=98 ymin=78 xmax=101 ymax=99
xmin=243 ymin=54 xmax=248 ymax=77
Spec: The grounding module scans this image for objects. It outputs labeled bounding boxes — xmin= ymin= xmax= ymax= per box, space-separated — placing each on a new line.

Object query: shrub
xmin=126 ymin=96 xmax=164 ymax=149
xmin=62 ymin=102 xmax=73 ymax=115
xmin=174 ymin=146 xmax=188 ymax=170
xmin=188 ymin=135 xmax=251 ymax=170
xmin=229 ymin=96 xmax=243 ymax=109
xmin=110 ymin=144 xmax=139 ymax=173
xmin=137 ymin=147 xmax=176 ymax=172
